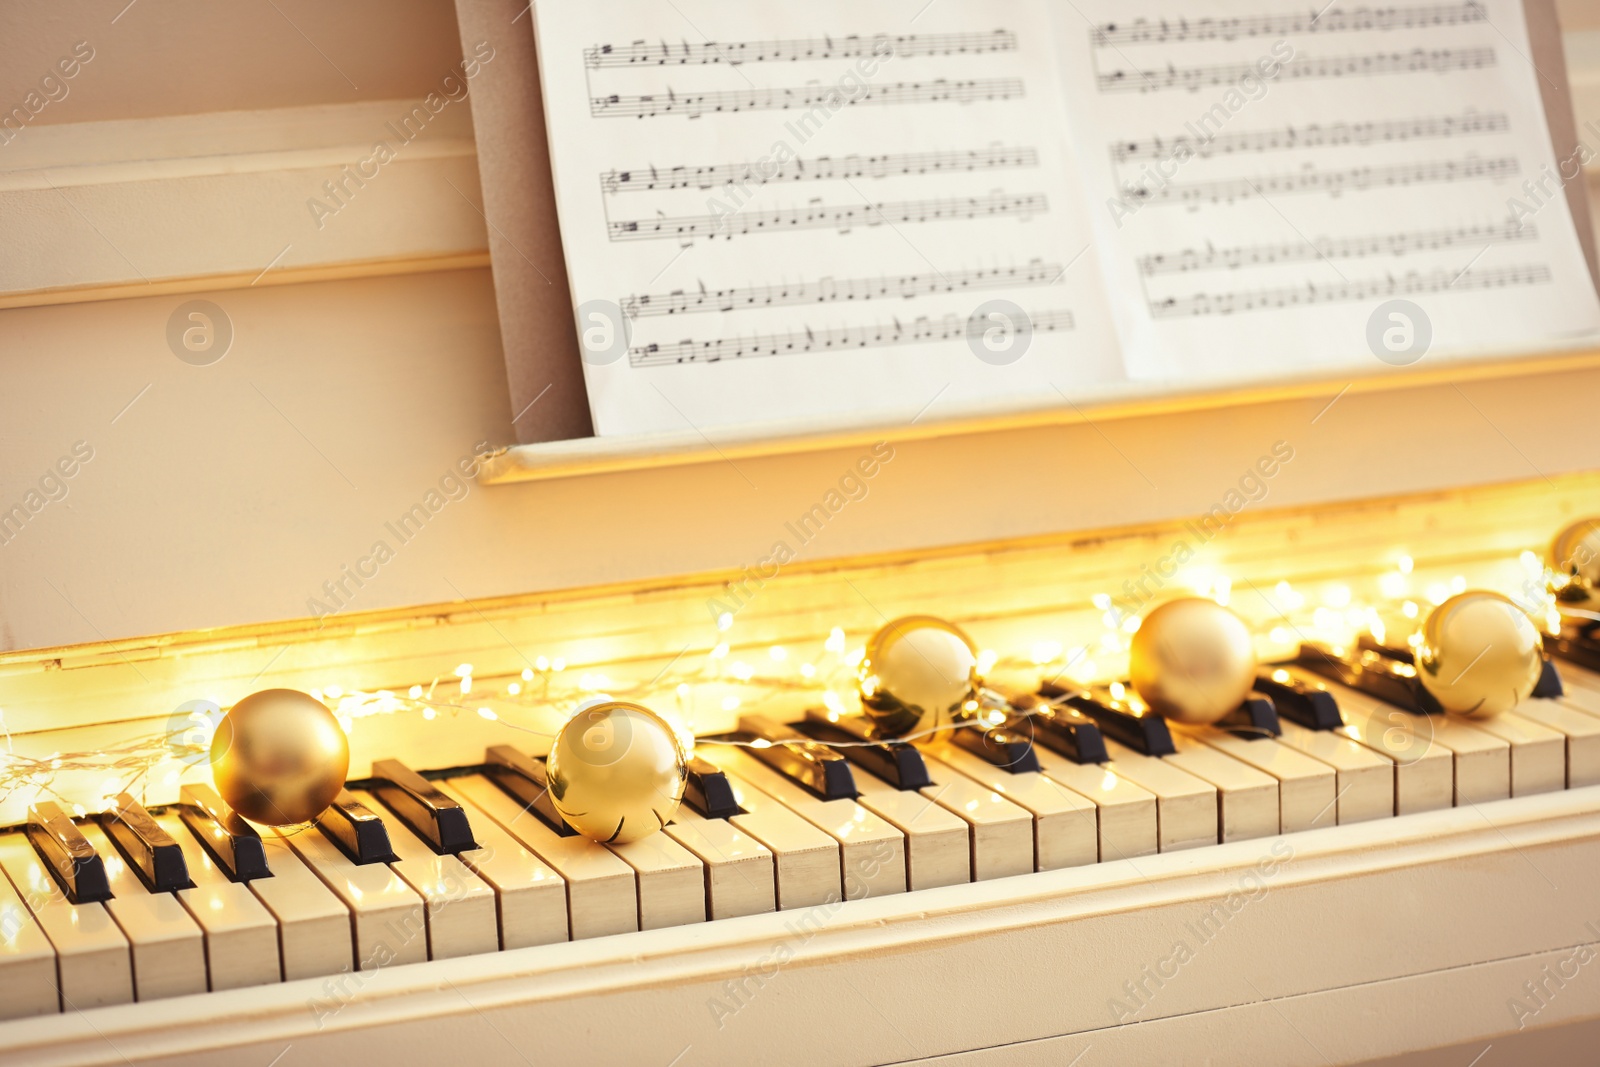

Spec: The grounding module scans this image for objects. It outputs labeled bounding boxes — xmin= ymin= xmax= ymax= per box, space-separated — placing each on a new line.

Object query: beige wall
xmin=0 ymin=0 xmax=466 ymax=127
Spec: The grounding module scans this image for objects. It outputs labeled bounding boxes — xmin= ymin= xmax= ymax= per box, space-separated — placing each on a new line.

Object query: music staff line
xmin=1110 ymin=111 xmax=1510 ymax=165
xmin=1124 ymin=155 xmax=1518 ymax=207
xmin=1150 ymin=263 xmax=1551 ymax=318
xmin=607 ymin=192 xmax=1048 ymax=242
xmin=1093 ymin=1 xmax=1485 ymax=48
xmin=583 ymin=29 xmax=1016 ymax=68
xmin=1137 ymin=220 xmax=1538 ymax=277
xmin=600 ymin=146 xmax=1039 ymax=196
xmin=621 ymin=262 xmax=1064 ymax=319
xmin=590 ymin=78 xmax=1023 ymax=119
xmin=1097 ymin=47 xmax=1496 ymax=94
xmin=629 ymin=309 xmax=1076 ymax=367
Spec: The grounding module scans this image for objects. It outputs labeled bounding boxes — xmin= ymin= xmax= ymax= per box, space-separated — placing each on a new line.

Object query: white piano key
xmin=721 ymin=771 xmax=842 ymax=909
xmin=0 ymin=846 xmax=64 ymax=1019
xmin=1273 ymin=719 xmax=1395 ymax=824
xmin=607 ymin=830 xmax=706 ymax=931
xmin=1462 ymin=712 xmax=1566 ymax=796
xmin=346 ymin=789 xmax=499 ymax=960
xmin=1030 ymin=746 xmax=1159 ymax=862
xmin=1100 ymin=739 xmax=1218 ymax=852
xmin=909 ymin=762 xmax=1033 ymax=881
xmin=1321 ymin=681 xmax=1510 ymax=805
xmin=927 ymin=744 xmax=1098 ymax=872
xmin=154 ymin=814 xmax=280 ymax=990
xmin=448 ymin=774 xmax=636 ymax=940
xmin=431 ymin=782 xmax=569 ymax=949
xmin=1554 ymin=676 xmax=1600 ymax=717
xmin=665 ymin=808 xmax=775 ymax=920
xmin=0 ymin=832 xmax=132 ymax=1010
xmin=1509 ymin=697 xmax=1600 ymax=787
xmin=847 ymin=760 xmax=971 ymax=890
xmin=272 ymin=819 xmax=429 ymax=971
xmin=1165 ymin=733 xmax=1280 ymax=841
xmin=1179 ymin=728 xmax=1339 ymax=832
xmin=1554 ymin=659 xmax=1600 ymax=696
xmin=248 ymin=832 xmax=355 ymax=981
xmin=709 ymin=746 xmax=905 ymax=900
xmin=77 ymin=822 xmax=207 ymax=1001
xmin=1288 ymin=670 xmax=1468 ymax=809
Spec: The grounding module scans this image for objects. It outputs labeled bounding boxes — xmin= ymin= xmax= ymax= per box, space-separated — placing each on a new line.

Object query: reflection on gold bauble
xmin=858 ymin=615 xmax=982 ymax=737
xmin=1415 ymin=591 xmax=1543 ymax=719
xmin=210 ymin=689 xmax=350 ymax=826
xmin=547 ymin=700 xmax=686 ymax=843
xmin=1549 ymin=519 xmax=1600 ymax=610
xmin=1129 ymin=598 xmax=1257 ymax=725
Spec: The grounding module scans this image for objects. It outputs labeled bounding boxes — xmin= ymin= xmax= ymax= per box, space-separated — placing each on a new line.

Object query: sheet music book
xmin=529 ymin=0 xmax=1600 ymax=437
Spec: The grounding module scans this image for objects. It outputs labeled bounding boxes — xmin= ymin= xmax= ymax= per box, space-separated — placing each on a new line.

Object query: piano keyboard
xmin=8 ymin=654 xmax=1600 ymax=1020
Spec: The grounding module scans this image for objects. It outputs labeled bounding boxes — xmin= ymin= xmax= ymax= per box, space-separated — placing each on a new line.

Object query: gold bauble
xmin=1414 ymin=591 xmax=1543 ymax=719
xmin=857 ymin=615 xmax=982 ymax=737
xmin=1129 ymin=598 xmax=1257 ymax=725
xmin=210 ymin=689 xmax=350 ymax=827
xmin=547 ymin=700 xmax=687 ymax=844
xmin=1549 ymin=518 xmax=1600 ymax=609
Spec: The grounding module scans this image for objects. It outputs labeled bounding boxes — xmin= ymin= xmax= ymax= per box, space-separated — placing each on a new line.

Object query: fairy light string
xmin=0 ymin=552 xmax=1567 ymax=811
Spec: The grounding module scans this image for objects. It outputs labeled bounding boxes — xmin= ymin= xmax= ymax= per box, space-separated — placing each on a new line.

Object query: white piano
xmin=4 ymin=0 xmax=1600 ymax=1063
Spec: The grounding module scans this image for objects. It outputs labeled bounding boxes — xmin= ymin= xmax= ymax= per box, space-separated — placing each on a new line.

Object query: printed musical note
xmin=1110 ymin=111 xmax=1509 ymax=164
xmin=1150 ymin=263 xmax=1551 ymax=318
xmin=1096 ymin=47 xmax=1496 ymax=94
xmin=590 ymin=78 xmax=1023 ymax=119
xmin=1136 ymin=220 xmax=1536 ymax=276
xmin=601 ymin=146 xmax=1040 ymax=195
xmin=1124 ymin=156 xmax=1518 ymax=207
xmin=1092 ymin=2 xmax=1486 ymax=48
xmin=607 ymin=192 xmax=1048 ymax=242
xmin=622 ymin=262 xmax=1064 ymax=319
xmin=583 ymin=29 xmax=1016 ymax=68
xmin=629 ymin=309 xmax=1075 ymax=367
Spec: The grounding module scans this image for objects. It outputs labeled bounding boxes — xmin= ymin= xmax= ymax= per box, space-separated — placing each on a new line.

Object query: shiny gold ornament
xmin=1549 ymin=518 xmax=1600 ymax=610
xmin=547 ymin=700 xmax=687 ymax=843
xmin=857 ymin=615 xmax=982 ymax=737
xmin=209 ymin=689 xmax=350 ymax=827
xmin=1414 ymin=591 xmax=1543 ymax=719
xmin=1129 ymin=598 xmax=1257 ymax=725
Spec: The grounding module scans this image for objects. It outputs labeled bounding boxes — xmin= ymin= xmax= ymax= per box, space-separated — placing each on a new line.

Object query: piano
xmin=5 ymin=0 xmax=1600 ymax=1064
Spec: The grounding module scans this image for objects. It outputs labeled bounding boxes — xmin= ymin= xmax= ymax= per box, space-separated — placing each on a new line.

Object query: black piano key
xmin=734 ymin=714 xmax=858 ymax=800
xmin=1006 ymin=692 xmax=1108 ymax=764
xmin=314 ymin=790 xmax=399 ymax=865
xmin=684 ymin=756 xmax=740 ymax=820
xmin=1214 ymin=696 xmax=1281 ymax=739
xmin=483 ymin=745 xmax=577 ymax=835
xmin=27 ymin=802 xmax=112 ymax=904
xmin=369 ymin=758 xmax=478 ymax=855
xmin=100 ymin=793 xmax=193 ymax=892
xmin=796 ymin=710 xmax=932 ymax=789
xmin=1534 ymin=656 xmax=1565 ymax=698
xmin=1253 ymin=671 xmax=1344 ymax=731
xmin=178 ymin=783 xmax=272 ymax=882
xmin=1295 ymin=643 xmax=1442 ymax=715
xmin=1039 ymin=681 xmax=1175 ymax=756
xmin=949 ymin=716 xmax=1042 ymax=773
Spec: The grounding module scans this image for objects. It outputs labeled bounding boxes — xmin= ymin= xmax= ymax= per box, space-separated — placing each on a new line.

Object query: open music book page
xmin=530 ymin=0 xmax=1125 ymax=437
xmin=1051 ymin=0 xmax=1600 ymax=381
